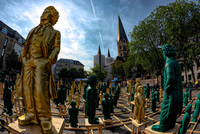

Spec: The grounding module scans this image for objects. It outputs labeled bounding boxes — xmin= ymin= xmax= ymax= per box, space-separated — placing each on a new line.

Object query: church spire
xmin=107 ymin=49 xmax=110 ymax=57
xmin=98 ymin=45 xmax=101 ymax=55
xmin=117 ymin=15 xmax=128 ymax=42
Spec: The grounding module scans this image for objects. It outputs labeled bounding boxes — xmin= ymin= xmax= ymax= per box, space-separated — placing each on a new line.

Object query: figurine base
xmin=8 ymin=117 xmax=65 ymax=134
xmin=131 ymin=118 xmax=149 ymax=134
xmin=102 ymin=119 xmax=113 ymax=126
xmin=85 ymin=118 xmax=104 ymax=134
xmin=145 ymin=122 xmax=181 ymax=134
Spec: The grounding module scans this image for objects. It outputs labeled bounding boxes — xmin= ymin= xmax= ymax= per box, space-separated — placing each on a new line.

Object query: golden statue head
xmin=75 ymin=92 xmax=78 ymax=96
xmin=136 ymin=78 xmax=141 ymax=83
xmin=40 ymin=6 xmax=59 ymax=26
xmin=138 ymin=86 xmax=144 ymax=94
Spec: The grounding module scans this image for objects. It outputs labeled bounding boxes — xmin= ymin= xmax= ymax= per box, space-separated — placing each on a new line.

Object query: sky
xmin=0 ymin=0 xmax=197 ymax=71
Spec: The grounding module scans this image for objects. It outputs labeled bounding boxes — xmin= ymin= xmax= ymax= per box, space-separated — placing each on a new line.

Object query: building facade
xmin=53 ymin=58 xmax=84 ymax=81
xmin=93 ymin=45 xmax=106 ymax=67
xmin=0 ymin=20 xmax=25 ymax=69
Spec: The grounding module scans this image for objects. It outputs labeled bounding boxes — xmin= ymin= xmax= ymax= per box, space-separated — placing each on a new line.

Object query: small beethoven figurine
xmin=102 ymin=93 xmax=112 ymax=120
xmin=69 ymin=101 xmax=78 ymax=127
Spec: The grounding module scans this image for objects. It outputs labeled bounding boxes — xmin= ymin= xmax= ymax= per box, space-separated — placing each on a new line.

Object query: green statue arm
xmin=48 ymin=31 xmax=61 ymax=64
xmin=165 ymin=62 xmax=175 ymax=94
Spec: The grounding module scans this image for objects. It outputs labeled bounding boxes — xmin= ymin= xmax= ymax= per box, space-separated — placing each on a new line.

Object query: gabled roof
xmin=117 ymin=15 xmax=128 ymax=42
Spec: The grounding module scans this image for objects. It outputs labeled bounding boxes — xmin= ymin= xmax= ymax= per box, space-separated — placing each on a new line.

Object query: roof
xmin=117 ymin=15 xmax=128 ymax=42
xmin=57 ymin=58 xmax=84 ymax=66
xmin=98 ymin=45 xmax=101 ymax=55
xmin=108 ymin=49 xmax=110 ymax=57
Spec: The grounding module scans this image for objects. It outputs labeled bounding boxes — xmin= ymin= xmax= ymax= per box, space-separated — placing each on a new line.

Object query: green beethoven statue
xmin=144 ymin=83 xmax=150 ymax=98
xmin=188 ymin=85 xmax=192 ymax=101
xmin=178 ymin=104 xmax=192 ymax=134
xmin=85 ymin=75 xmax=99 ymax=124
xmin=69 ymin=101 xmax=78 ymax=127
xmin=192 ymin=93 xmax=200 ymax=122
xmin=156 ymin=89 xmax=160 ymax=102
xmin=152 ymin=44 xmax=183 ymax=132
xmin=183 ymin=88 xmax=189 ymax=106
xmin=102 ymin=93 xmax=112 ymax=120
xmin=151 ymin=92 xmax=156 ymax=113
xmin=3 ymin=79 xmax=13 ymax=116
xmin=109 ymin=95 xmax=114 ymax=113
xmin=151 ymin=88 xmax=154 ymax=97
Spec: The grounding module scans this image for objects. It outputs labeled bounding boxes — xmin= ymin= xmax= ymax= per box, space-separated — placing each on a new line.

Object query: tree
xmin=111 ymin=60 xmax=125 ymax=80
xmin=6 ymin=49 xmax=21 ymax=72
xmin=90 ymin=64 xmax=108 ymax=82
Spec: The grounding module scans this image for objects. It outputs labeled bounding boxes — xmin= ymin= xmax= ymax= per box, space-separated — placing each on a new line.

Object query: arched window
xmin=119 ymin=46 xmax=122 ymax=50
xmin=1 ymin=27 xmax=7 ymax=34
xmin=4 ymin=38 xmax=8 ymax=47
xmin=18 ymin=38 xmax=22 ymax=44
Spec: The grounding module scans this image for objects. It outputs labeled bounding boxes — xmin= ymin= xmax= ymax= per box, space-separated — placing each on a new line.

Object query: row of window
xmin=182 ymin=73 xmax=200 ymax=81
xmin=1 ymin=27 xmax=23 ymax=44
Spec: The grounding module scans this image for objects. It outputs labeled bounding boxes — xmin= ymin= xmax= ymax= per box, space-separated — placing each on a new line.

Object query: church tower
xmin=117 ymin=15 xmax=129 ymax=61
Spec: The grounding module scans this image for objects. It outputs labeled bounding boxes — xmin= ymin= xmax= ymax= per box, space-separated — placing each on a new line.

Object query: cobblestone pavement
xmin=0 ymin=87 xmax=200 ymax=134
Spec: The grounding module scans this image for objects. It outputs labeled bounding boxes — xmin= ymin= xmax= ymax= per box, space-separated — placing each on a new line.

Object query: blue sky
xmin=0 ymin=0 xmax=196 ymax=71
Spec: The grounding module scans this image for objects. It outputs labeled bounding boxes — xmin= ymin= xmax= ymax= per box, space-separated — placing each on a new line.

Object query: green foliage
xmin=111 ymin=60 xmax=125 ymax=80
xmin=128 ymin=0 xmax=200 ymax=83
xmin=90 ymin=64 xmax=108 ymax=82
xmin=58 ymin=67 xmax=87 ymax=82
xmin=6 ymin=49 xmax=21 ymax=72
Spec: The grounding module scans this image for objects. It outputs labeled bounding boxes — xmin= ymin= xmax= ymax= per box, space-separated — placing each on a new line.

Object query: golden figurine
xmin=18 ymin=6 xmax=60 ymax=134
xmin=69 ymin=90 xmax=72 ymax=104
xmin=134 ymin=78 xmax=142 ymax=99
xmin=159 ymin=86 xmax=162 ymax=98
xmin=15 ymin=74 xmax=21 ymax=98
xmin=57 ymin=81 xmax=59 ymax=91
xmin=134 ymin=85 xmax=146 ymax=124
xmin=75 ymin=92 xmax=80 ymax=108
xmin=60 ymin=79 xmax=62 ymax=85
xmin=99 ymin=90 xmax=103 ymax=104
xmin=71 ymin=85 xmax=74 ymax=95
xmin=128 ymin=80 xmax=132 ymax=95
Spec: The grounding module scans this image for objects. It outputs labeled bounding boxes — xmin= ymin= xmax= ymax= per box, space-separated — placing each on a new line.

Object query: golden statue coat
xmin=19 ymin=26 xmax=60 ymax=99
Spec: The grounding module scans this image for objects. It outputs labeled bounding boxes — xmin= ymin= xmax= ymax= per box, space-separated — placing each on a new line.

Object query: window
xmin=188 ymin=75 xmax=191 ymax=81
xmin=3 ymin=38 xmax=7 ymax=47
xmin=1 ymin=49 xmax=5 ymax=56
xmin=198 ymin=73 xmax=200 ymax=79
xmin=119 ymin=46 xmax=121 ymax=50
xmin=18 ymin=38 xmax=22 ymax=44
xmin=182 ymin=76 xmax=184 ymax=81
xmin=1 ymin=27 xmax=7 ymax=34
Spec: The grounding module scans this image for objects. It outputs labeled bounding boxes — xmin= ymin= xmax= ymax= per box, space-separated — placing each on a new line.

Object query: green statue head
xmin=146 ymin=83 xmax=149 ymax=86
xmin=185 ymin=104 xmax=192 ymax=113
xmin=104 ymin=93 xmax=109 ymax=99
xmin=70 ymin=101 xmax=76 ymax=107
xmin=198 ymin=93 xmax=200 ymax=100
xmin=162 ymin=44 xmax=176 ymax=59
xmin=185 ymin=88 xmax=188 ymax=92
xmin=87 ymin=75 xmax=97 ymax=87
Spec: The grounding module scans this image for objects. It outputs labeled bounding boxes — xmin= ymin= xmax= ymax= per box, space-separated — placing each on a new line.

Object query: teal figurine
xmin=156 ymin=89 xmax=160 ymax=102
xmin=151 ymin=44 xmax=183 ymax=132
xmin=102 ymin=93 xmax=112 ymax=120
xmin=183 ymin=88 xmax=189 ymax=106
xmin=178 ymin=104 xmax=192 ymax=134
xmin=151 ymin=88 xmax=154 ymax=97
xmin=109 ymin=95 xmax=114 ymax=113
xmin=3 ymin=79 xmax=13 ymax=116
xmin=188 ymin=86 xmax=192 ymax=101
xmin=69 ymin=101 xmax=78 ymax=127
xmin=192 ymin=93 xmax=200 ymax=122
xmin=85 ymin=75 xmax=99 ymax=124
xmin=151 ymin=93 xmax=156 ymax=113
xmin=144 ymin=83 xmax=150 ymax=98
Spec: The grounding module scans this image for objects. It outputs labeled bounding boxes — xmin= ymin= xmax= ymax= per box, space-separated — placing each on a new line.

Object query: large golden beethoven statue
xmin=18 ymin=6 xmax=60 ymax=134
